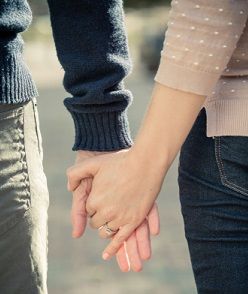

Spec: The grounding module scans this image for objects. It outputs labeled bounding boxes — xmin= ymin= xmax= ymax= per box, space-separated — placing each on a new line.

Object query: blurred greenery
xmin=28 ymin=0 xmax=171 ymax=15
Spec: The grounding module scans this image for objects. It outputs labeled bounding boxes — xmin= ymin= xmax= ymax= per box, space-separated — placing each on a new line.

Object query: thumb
xmin=67 ymin=156 xmax=100 ymax=192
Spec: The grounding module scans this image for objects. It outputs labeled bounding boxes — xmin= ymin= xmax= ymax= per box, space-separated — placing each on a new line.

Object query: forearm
xmin=134 ymin=0 xmax=248 ymax=169
xmin=129 ymin=81 xmax=206 ymax=170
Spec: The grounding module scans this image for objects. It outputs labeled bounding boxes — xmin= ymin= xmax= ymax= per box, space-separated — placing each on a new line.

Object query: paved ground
xmin=24 ymin=6 xmax=198 ymax=294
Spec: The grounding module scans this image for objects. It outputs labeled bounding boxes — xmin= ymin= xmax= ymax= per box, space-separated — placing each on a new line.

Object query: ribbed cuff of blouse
xmin=154 ymin=57 xmax=221 ymax=97
xmin=204 ymin=99 xmax=248 ymax=137
xmin=68 ymin=109 xmax=134 ymax=151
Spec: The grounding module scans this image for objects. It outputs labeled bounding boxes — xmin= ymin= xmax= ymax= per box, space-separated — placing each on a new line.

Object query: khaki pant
xmin=0 ymin=98 xmax=49 ymax=294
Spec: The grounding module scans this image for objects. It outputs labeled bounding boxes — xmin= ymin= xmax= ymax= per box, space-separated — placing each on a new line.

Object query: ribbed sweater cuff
xmin=154 ymin=57 xmax=221 ymax=97
xmin=67 ymin=108 xmax=134 ymax=151
xmin=0 ymin=52 xmax=38 ymax=103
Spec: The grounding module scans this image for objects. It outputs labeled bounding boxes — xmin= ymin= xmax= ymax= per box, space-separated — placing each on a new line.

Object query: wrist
xmin=75 ymin=149 xmax=117 ymax=163
xmin=127 ymin=82 xmax=205 ymax=171
xmin=128 ymin=143 xmax=169 ymax=175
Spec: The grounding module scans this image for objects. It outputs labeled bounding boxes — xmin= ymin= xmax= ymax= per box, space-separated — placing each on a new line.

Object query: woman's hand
xmin=70 ymin=150 xmax=161 ymax=272
xmin=67 ymin=147 xmax=168 ymax=261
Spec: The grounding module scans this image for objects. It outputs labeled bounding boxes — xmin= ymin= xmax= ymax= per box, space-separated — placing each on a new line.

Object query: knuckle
xmin=71 ymin=206 xmax=86 ymax=220
xmin=101 ymin=207 xmax=116 ymax=220
xmin=85 ymin=199 xmax=95 ymax=213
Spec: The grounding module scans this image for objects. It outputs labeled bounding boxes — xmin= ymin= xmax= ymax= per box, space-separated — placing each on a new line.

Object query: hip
xmin=178 ymin=107 xmax=248 ymax=200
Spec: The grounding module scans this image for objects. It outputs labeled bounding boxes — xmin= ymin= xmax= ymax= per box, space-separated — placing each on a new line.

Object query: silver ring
xmin=98 ymin=222 xmax=119 ymax=235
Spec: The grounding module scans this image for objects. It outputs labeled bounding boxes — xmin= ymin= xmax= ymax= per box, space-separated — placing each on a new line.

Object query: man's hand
xmin=71 ymin=150 xmax=115 ymax=238
xmin=70 ymin=150 xmax=160 ymax=272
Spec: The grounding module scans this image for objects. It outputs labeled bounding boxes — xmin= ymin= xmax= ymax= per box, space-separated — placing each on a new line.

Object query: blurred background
xmin=23 ymin=1 xmax=196 ymax=293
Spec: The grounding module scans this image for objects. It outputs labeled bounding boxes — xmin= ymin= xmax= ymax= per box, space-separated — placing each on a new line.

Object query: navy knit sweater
xmin=0 ymin=0 xmax=134 ymax=151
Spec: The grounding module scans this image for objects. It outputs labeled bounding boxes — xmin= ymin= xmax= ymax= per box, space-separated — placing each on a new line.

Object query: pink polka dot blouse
xmin=154 ymin=0 xmax=248 ymax=137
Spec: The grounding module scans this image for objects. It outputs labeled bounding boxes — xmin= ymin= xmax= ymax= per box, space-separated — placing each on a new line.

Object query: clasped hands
xmin=66 ymin=148 xmax=166 ymax=272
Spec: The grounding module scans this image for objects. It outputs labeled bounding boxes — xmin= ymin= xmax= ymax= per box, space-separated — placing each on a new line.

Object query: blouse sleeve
xmin=154 ymin=0 xmax=248 ymax=96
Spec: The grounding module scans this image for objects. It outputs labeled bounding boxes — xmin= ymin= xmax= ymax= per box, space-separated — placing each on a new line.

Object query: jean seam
xmin=21 ymin=104 xmax=32 ymax=208
xmin=31 ymin=98 xmax=42 ymax=157
xmin=214 ymin=136 xmax=248 ymax=196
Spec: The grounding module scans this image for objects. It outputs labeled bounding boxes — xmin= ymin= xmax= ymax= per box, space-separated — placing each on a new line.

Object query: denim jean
xmin=178 ymin=107 xmax=248 ymax=293
xmin=0 ymin=98 xmax=49 ymax=294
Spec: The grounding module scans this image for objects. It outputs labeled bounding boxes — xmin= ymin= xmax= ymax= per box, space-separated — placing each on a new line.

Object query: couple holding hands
xmin=3 ymin=0 xmax=248 ymax=293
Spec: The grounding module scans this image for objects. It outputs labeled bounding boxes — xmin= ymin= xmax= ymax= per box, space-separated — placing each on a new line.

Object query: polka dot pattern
xmin=154 ymin=0 xmax=248 ymax=141
xmin=162 ymin=0 xmax=248 ymax=84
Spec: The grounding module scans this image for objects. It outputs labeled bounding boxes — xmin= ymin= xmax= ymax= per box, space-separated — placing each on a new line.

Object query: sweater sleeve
xmin=46 ymin=0 xmax=134 ymax=151
xmin=154 ymin=0 xmax=248 ymax=96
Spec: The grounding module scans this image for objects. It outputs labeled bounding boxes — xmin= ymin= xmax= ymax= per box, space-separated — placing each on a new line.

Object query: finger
xmin=136 ymin=220 xmax=151 ymax=260
xmin=88 ymin=208 xmax=118 ymax=236
xmin=89 ymin=211 xmax=110 ymax=230
xmin=98 ymin=225 xmax=119 ymax=239
xmin=71 ymin=180 xmax=89 ymax=238
xmin=102 ymin=223 xmax=135 ymax=261
xmin=115 ymin=242 xmax=130 ymax=272
xmin=85 ymin=177 xmax=93 ymax=195
xmin=147 ymin=202 xmax=160 ymax=236
xmin=66 ymin=157 xmax=100 ymax=192
xmin=125 ymin=231 xmax=143 ymax=272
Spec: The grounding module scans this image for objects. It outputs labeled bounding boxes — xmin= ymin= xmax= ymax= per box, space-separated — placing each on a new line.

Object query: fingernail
xmin=102 ymin=252 xmax=110 ymax=260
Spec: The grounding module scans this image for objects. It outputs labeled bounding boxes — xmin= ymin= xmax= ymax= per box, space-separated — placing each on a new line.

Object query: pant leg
xmin=178 ymin=107 xmax=248 ymax=294
xmin=0 ymin=98 xmax=49 ymax=294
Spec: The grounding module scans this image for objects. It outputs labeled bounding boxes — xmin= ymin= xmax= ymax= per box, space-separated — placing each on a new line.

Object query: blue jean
xmin=178 ymin=107 xmax=248 ymax=293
